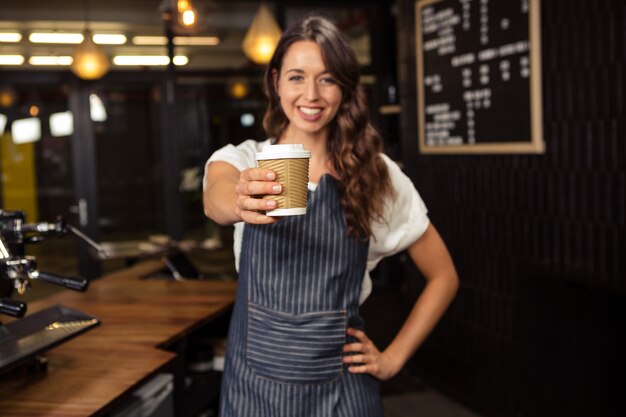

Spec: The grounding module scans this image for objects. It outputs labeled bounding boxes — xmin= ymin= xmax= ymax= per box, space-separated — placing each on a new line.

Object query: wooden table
xmin=0 ymin=260 xmax=237 ymax=417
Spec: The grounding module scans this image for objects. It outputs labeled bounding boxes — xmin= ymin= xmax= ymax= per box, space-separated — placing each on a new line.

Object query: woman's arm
xmin=343 ymin=223 xmax=459 ymax=380
xmin=203 ymin=161 xmax=283 ymax=225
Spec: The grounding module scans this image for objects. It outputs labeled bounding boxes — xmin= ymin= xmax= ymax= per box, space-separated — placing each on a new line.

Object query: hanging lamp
xmin=0 ymin=87 xmax=17 ymax=108
xmin=228 ymin=79 xmax=249 ymax=99
xmin=242 ymin=3 xmax=282 ymax=64
xmin=71 ymin=1 xmax=109 ymax=80
xmin=176 ymin=0 xmax=198 ymax=27
xmin=71 ymin=29 xmax=110 ymax=80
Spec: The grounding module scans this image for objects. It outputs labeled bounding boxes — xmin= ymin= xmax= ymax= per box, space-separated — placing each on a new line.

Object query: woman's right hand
xmin=234 ymin=168 xmax=283 ymax=224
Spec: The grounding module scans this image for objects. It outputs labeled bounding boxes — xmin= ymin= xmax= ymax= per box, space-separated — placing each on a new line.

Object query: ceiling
xmin=0 ymin=0 xmax=373 ymax=71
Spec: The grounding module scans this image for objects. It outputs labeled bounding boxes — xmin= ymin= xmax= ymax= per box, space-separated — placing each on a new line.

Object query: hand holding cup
xmin=234 ymin=167 xmax=283 ymax=224
xmin=255 ymin=144 xmax=311 ymax=217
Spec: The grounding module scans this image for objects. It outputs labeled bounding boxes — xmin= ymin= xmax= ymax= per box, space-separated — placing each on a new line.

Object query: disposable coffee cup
xmin=255 ymin=144 xmax=311 ymax=216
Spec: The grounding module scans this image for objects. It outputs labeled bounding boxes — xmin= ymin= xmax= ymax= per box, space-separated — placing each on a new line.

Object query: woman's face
xmin=275 ymin=40 xmax=342 ymax=139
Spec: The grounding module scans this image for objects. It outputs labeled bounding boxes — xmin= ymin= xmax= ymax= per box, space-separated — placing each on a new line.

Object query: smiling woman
xmin=262 ymin=17 xmax=392 ymax=238
xmin=203 ymin=14 xmax=458 ymax=417
xmin=274 ymin=41 xmax=343 ymax=149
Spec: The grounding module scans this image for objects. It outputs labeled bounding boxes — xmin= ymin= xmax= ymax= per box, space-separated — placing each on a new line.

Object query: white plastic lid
xmin=255 ymin=144 xmax=311 ymax=160
xmin=266 ymin=207 xmax=307 ymax=216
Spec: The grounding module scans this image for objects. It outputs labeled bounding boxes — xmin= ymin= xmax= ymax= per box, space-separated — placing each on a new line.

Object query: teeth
xmin=300 ymin=107 xmax=322 ymax=116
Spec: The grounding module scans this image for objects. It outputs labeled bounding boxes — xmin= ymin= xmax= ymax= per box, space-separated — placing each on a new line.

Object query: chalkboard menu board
xmin=415 ymin=0 xmax=544 ymax=153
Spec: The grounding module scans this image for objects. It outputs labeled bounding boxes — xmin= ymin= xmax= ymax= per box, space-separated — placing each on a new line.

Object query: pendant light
xmin=228 ymin=79 xmax=249 ymax=99
xmin=242 ymin=2 xmax=282 ymax=64
xmin=71 ymin=0 xmax=110 ymax=80
xmin=0 ymin=87 xmax=17 ymax=108
xmin=176 ymin=0 xmax=198 ymax=28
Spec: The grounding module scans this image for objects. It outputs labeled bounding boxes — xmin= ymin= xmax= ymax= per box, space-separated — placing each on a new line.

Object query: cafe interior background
xmin=1 ymin=0 xmax=625 ymax=417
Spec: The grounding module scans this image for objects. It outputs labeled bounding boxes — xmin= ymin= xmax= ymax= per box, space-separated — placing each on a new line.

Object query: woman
xmin=203 ymin=15 xmax=458 ymax=417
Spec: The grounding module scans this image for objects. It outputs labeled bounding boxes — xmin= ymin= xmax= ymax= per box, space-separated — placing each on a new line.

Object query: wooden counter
xmin=0 ymin=260 xmax=237 ymax=417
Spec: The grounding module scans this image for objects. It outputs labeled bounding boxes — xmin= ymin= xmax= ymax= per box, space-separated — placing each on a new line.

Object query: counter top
xmin=0 ymin=260 xmax=237 ymax=417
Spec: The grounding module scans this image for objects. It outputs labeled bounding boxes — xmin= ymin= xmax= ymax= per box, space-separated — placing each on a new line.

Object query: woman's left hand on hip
xmin=342 ymin=327 xmax=399 ymax=381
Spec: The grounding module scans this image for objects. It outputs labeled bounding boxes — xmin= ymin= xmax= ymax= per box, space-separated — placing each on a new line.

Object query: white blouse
xmin=204 ymin=139 xmax=430 ymax=304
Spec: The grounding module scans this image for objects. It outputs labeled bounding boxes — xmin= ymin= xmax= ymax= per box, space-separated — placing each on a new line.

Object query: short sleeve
xmin=202 ymin=139 xmax=271 ymax=190
xmin=367 ymin=154 xmax=430 ymax=273
xmin=202 ymin=139 xmax=272 ymax=272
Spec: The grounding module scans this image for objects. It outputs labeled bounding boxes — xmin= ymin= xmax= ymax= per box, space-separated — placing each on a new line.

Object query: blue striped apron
xmin=219 ymin=174 xmax=383 ymax=417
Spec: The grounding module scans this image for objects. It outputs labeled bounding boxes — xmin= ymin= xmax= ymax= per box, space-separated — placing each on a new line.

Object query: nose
xmin=304 ymin=79 xmax=319 ymax=101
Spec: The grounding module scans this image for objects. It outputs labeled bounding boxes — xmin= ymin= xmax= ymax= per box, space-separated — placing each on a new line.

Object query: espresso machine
xmin=0 ymin=209 xmax=89 ymax=317
xmin=0 ymin=209 xmax=99 ymax=373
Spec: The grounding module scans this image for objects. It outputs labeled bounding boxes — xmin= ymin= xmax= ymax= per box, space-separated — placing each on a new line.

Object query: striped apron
xmin=219 ymin=174 xmax=383 ymax=417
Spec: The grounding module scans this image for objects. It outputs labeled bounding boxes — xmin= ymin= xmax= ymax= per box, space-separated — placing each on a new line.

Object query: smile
xmin=298 ymin=106 xmax=322 ymax=116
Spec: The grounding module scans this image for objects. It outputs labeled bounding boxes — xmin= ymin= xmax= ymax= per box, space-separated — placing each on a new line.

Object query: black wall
xmin=395 ymin=1 xmax=626 ymax=416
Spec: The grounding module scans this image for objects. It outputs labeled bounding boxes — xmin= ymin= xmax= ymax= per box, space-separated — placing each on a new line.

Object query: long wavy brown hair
xmin=263 ymin=15 xmax=393 ymax=240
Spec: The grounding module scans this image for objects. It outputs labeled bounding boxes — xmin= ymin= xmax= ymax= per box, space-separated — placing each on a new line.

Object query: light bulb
xmin=242 ymin=4 xmax=282 ymax=64
xmin=0 ymin=88 xmax=17 ymax=108
xmin=176 ymin=0 xmax=197 ymax=27
xmin=177 ymin=0 xmax=190 ymax=13
xmin=71 ymin=29 xmax=110 ymax=80
xmin=181 ymin=8 xmax=196 ymax=26
xmin=229 ymin=81 xmax=249 ymax=99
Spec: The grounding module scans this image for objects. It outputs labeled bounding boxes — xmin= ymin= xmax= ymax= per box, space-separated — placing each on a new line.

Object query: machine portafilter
xmin=0 ymin=210 xmax=94 ymax=318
